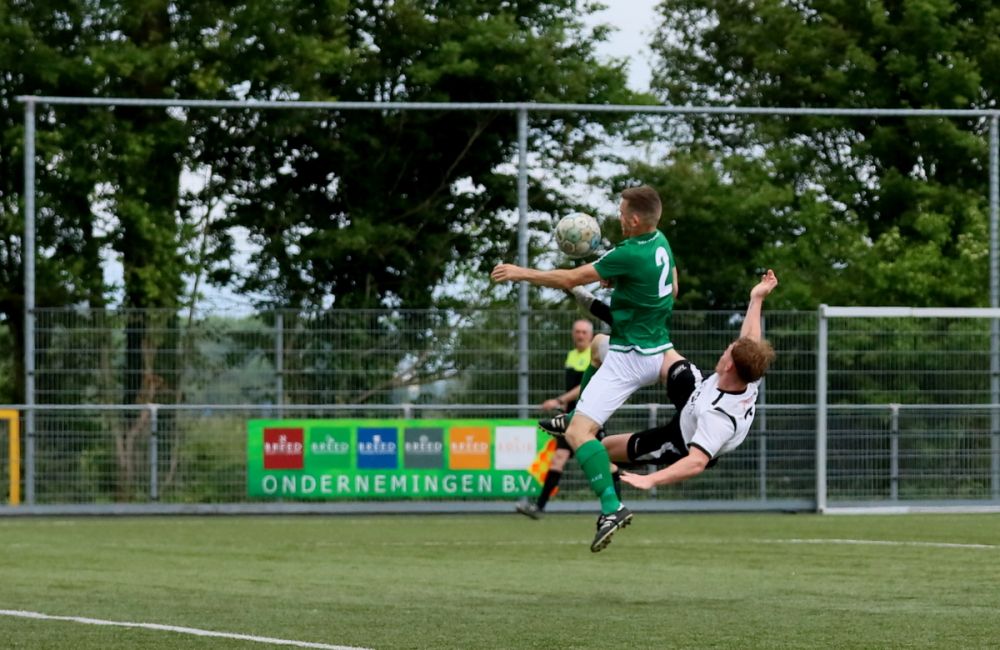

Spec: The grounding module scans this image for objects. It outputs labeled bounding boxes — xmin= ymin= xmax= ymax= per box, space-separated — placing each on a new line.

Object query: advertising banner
xmin=247 ymin=419 xmax=558 ymax=499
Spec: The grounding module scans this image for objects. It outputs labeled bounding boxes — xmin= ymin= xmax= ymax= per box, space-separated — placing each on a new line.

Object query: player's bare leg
xmin=602 ymin=433 xmax=630 ymax=465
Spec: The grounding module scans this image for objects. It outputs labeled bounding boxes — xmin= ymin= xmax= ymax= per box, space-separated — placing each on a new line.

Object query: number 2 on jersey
xmin=655 ymin=246 xmax=672 ymax=297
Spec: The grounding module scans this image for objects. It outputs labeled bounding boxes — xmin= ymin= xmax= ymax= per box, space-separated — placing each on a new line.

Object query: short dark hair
xmin=621 ymin=185 xmax=662 ymax=226
xmin=731 ymin=337 xmax=775 ymax=383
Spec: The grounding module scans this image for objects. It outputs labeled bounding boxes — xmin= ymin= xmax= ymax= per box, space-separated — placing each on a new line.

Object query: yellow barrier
xmin=0 ymin=410 xmax=19 ymax=506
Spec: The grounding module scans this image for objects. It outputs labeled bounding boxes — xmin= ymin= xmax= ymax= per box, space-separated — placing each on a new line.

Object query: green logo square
xmin=307 ymin=427 xmax=351 ymax=470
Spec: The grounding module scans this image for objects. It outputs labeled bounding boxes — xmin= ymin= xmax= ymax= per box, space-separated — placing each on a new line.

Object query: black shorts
xmin=623 ymin=360 xmax=717 ymax=469
xmin=625 ymin=419 xmax=687 ymax=467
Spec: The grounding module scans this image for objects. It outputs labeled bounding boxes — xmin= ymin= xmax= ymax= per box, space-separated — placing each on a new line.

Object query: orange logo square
xmin=448 ymin=427 xmax=491 ymax=469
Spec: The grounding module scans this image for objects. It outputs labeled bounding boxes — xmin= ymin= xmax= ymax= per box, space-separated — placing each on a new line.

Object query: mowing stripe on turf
xmin=260 ymin=538 xmax=1000 ymax=550
xmin=0 ymin=609 xmax=370 ymax=650
xmin=758 ymin=538 xmax=998 ymax=550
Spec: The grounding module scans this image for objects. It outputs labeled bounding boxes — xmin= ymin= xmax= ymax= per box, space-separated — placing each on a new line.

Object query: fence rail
xmin=2 ymin=402 xmax=999 ymax=513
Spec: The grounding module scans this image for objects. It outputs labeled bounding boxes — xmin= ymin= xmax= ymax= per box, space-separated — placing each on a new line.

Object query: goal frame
xmin=816 ymin=305 xmax=1000 ymax=513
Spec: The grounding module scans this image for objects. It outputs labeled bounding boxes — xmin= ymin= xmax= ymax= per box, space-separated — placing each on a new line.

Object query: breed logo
xmin=404 ymin=428 xmax=444 ymax=469
xmin=357 ymin=428 xmax=398 ymax=469
xmin=308 ymin=427 xmax=351 ymax=470
xmin=449 ymin=427 xmax=491 ymax=470
xmin=263 ymin=428 xmax=304 ymax=470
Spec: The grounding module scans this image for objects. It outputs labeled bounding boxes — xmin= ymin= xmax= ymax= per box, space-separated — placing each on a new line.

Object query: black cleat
xmin=590 ymin=505 xmax=633 ymax=552
xmin=515 ymin=499 xmax=542 ymax=520
xmin=538 ymin=413 xmax=568 ymax=438
xmin=539 ymin=415 xmax=607 ymax=441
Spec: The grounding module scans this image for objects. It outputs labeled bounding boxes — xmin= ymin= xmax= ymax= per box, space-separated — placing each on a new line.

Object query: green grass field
xmin=2 ymin=513 xmax=999 ymax=649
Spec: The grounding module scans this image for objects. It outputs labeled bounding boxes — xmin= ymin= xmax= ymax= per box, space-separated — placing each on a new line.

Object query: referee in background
xmin=516 ymin=318 xmax=594 ymax=518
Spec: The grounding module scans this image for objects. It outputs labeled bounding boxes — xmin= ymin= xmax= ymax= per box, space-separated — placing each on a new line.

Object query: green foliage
xmin=0 ymin=0 xmax=635 ymax=407
xmin=157 ymin=414 xmax=247 ymax=502
xmin=193 ymin=0 xmax=635 ymax=310
xmin=826 ymin=317 xmax=993 ymax=405
xmin=647 ymin=0 xmax=998 ymax=308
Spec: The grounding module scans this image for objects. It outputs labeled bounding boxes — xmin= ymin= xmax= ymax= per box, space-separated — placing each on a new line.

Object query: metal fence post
xmin=275 ymin=312 xmax=284 ymax=416
xmin=23 ymin=100 xmax=36 ymax=506
xmin=647 ymin=403 xmax=659 ymax=498
xmin=889 ymin=403 xmax=899 ymax=501
xmin=516 ymin=108 xmax=530 ymax=419
xmin=149 ymin=404 xmax=159 ymax=501
xmin=758 ymin=315 xmax=767 ymax=500
xmin=990 ymin=115 xmax=1000 ymax=500
xmin=758 ymin=408 xmax=768 ymax=501
xmin=816 ymin=304 xmax=828 ymax=512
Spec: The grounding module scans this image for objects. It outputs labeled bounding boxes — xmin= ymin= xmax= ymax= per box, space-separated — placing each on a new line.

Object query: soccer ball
xmin=554 ymin=213 xmax=601 ymax=259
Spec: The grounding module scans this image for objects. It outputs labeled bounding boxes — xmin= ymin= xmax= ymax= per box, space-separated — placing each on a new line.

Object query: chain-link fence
xmin=0 ymin=306 xmax=993 ymax=511
xmin=33 ymin=307 xmax=1000 ymax=406
xmin=826 ymin=405 xmax=997 ymax=502
xmin=33 ymin=307 xmax=822 ymax=406
xmin=4 ymin=403 xmax=999 ymax=510
xmin=0 ymin=403 xmax=817 ymax=507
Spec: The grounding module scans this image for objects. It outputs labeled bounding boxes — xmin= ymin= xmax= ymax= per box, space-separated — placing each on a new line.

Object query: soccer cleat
xmin=570 ymin=285 xmax=596 ymax=310
xmin=515 ymin=499 xmax=542 ymax=520
xmin=590 ymin=505 xmax=633 ymax=552
xmin=539 ymin=414 xmax=607 ymax=441
xmin=538 ymin=413 xmax=568 ymax=438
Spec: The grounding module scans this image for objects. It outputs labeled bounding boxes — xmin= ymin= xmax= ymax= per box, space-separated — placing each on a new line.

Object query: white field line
xmin=0 ymin=610 xmax=371 ymax=650
xmin=10 ymin=537 xmax=993 ymax=551
xmin=301 ymin=537 xmax=1000 ymax=550
xmin=752 ymin=538 xmax=998 ymax=550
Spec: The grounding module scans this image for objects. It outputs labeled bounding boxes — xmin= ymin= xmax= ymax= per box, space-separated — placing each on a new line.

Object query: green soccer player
xmin=491 ymin=185 xmax=678 ymax=552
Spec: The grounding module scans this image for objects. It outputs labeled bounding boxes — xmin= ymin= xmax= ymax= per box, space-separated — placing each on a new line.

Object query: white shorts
xmin=575 ymin=350 xmax=664 ymax=426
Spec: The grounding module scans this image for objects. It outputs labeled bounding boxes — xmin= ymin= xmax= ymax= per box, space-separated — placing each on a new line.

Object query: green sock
xmin=575 ymin=439 xmax=621 ymax=515
xmin=564 ymin=363 xmax=598 ymax=427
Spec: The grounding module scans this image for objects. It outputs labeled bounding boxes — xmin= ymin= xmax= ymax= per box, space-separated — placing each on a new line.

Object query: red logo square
xmin=263 ymin=428 xmax=304 ymax=469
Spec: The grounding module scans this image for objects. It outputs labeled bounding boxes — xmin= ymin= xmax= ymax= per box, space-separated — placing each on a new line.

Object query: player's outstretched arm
xmin=619 ymin=447 xmax=711 ymax=489
xmin=739 ymin=269 xmax=778 ymax=342
xmin=541 ymin=384 xmax=581 ymax=412
xmin=491 ymin=263 xmax=600 ymax=290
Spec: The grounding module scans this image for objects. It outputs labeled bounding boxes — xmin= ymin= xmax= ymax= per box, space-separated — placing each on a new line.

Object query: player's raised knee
xmin=565 ymin=413 xmax=602 ymax=448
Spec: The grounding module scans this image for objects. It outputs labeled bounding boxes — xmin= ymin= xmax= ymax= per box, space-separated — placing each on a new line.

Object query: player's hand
xmin=599 ymin=279 xmax=613 ymax=289
xmin=541 ymin=398 xmax=562 ymax=412
xmin=750 ymin=269 xmax=778 ymax=300
xmin=491 ymin=263 xmax=522 ymax=283
xmin=620 ymin=470 xmax=655 ymax=491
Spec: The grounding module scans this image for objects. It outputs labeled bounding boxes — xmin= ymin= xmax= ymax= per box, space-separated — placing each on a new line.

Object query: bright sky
xmin=584 ymin=0 xmax=661 ymax=91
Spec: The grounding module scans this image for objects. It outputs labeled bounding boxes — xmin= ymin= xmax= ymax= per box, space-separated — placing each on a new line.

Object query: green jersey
xmin=592 ymin=229 xmax=675 ymax=355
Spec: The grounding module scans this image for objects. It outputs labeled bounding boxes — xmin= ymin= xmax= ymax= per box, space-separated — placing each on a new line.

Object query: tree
xmin=1 ymin=0 xmax=637 ymax=418
xmin=195 ymin=0 xmax=635 ymax=311
xmin=646 ymin=0 xmax=998 ymax=307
